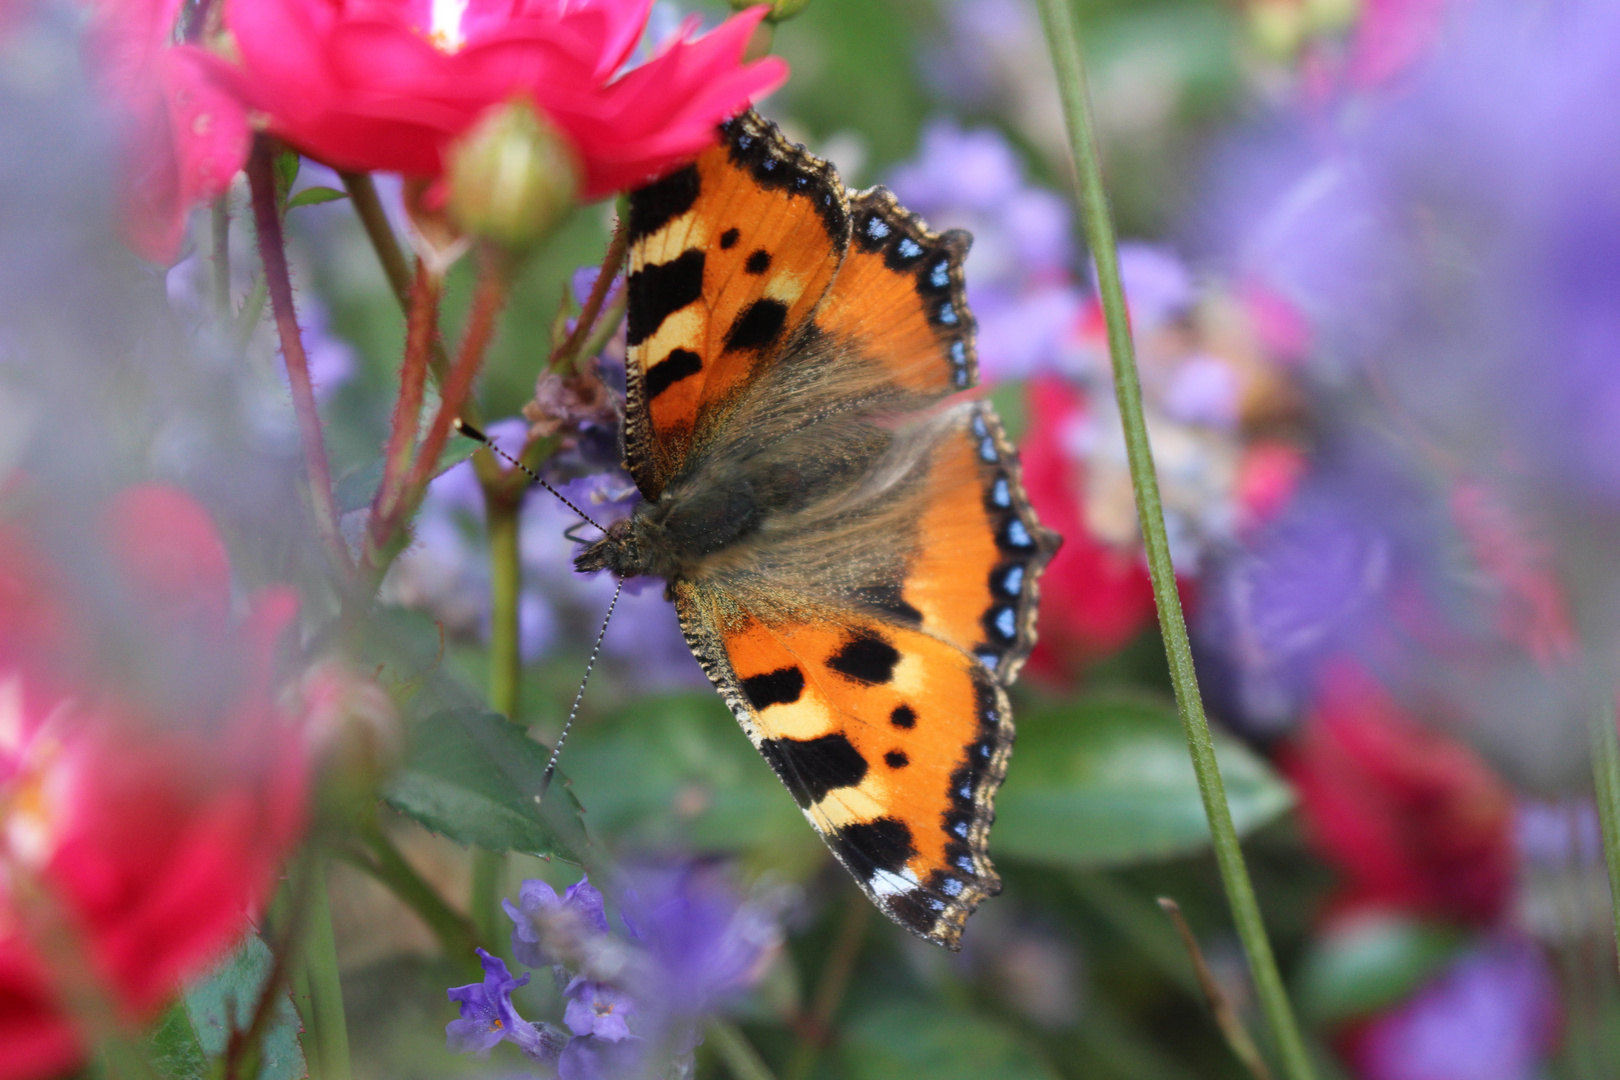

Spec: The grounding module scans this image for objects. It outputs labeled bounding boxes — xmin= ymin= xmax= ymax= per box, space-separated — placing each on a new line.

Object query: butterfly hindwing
xmin=624 ymin=112 xmax=851 ymax=499
xmin=674 ymin=581 xmax=1013 ymax=949
xmin=899 ymin=402 xmax=1060 ymax=686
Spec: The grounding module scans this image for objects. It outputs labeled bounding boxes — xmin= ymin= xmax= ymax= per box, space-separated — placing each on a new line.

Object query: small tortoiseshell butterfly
xmin=576 ymin=111 xmax=1061 ymax=949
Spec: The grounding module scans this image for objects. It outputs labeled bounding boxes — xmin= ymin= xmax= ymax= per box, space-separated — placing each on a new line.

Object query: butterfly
xmin=576 ymin=111 xmax=1060 ymax=949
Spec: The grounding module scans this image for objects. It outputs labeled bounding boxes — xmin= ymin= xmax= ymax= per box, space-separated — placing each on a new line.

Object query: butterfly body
xmin=587 ymin=112 xmax=1060 ymax=949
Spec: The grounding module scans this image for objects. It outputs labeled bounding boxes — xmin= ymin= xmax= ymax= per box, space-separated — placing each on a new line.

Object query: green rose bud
xmin=447 ymin=98 xmax=581 ymax=255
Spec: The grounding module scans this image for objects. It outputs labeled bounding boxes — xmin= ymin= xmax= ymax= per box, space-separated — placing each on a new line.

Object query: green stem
xmin=471 ymin=479 xmax=526 ymax=950
xmin=785 ymin=891 xmax=870 ymax=1080
xmin=1588 ymin=684 xmax=1620 ymax=973
xmin=211 ymin=197 xmax=231 ymax=320
xmin=340 ymin=830 xmax=479 ymax=967
xmin=1033 ymin=3 xmax=1314 ymax=1079
xmin=706 ymin=1020 xmax=780 ymax=1080
xmin=299 ymin=863 xmax=353 ymax=1080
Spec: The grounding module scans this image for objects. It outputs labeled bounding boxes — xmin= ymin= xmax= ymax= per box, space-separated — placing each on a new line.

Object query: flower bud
xmin=447 ymin=98 xmax=581 ymax=255
xmin=298 ymin=660 xmax=402 ymax=819
xmin=730 ymin=0 xmax=811 ymax=21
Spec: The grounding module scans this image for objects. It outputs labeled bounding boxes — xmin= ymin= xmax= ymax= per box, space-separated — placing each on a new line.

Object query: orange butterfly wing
xmin=623 ymin=112 xmax=849 ymax=499
xmin=621 ymin=113 xmax=1060 ymax=948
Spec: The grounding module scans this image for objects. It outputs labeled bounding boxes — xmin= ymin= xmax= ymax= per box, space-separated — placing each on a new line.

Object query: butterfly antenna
xmin=537 ymin=577 xmax=622 ymax=801
xmin=453 ymin=418 xmax=606 ymax=533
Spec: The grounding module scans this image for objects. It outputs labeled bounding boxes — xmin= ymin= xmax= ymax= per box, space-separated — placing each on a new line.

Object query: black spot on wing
xmin=883 ymin=889 xmax=942 ymax=936
xmin=745 ymin=249 xmax=771 ymax=274
xmin=740 ymin=666 xmax=804 ymax=710
xmin=629 ymin=165 xmax=699 ymax=239
xmin=643 ymin=348 xmax=703 ymax=400
xmin=759 ymin=733 xmax=869 ymax=809
xmin=625 ymin=250 xmax=704 ymax=348
xmin=719 ymin=227 xmax=739 ymax=249
xmin=890 ymin=704 xmax=916 ymax=729
xmin=884 ymin=750 xmax=909 ymax=769
xmin=828 ymin=630 xmax=900 ymax=685
xmin=723 ymin=298 xmax=788 ymax=353
xmin=854 ymin=583 xmax=922 ymax=626
xmin=831 ymin=817 xmax=916 ymax=877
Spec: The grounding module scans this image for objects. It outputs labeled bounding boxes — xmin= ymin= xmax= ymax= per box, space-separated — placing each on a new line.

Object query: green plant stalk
xmin=300 ymin=864 xmax=354 ymax=1080
xmin=706 ymin=1020 xmax=780 ymax=1080
xmin=341 ymin=831 xmax=479 ymax=968
xmin=1588 ymin=684 xmax=1620 ymax=971
xmin=1033 ymin=3 xmax=1314 ymax=1078
xmin=470 ymin=489 xmax=525 ymax=949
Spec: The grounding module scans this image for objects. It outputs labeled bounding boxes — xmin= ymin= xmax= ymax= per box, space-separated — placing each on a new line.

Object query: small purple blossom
xmin=617 ymin=862 xmax=784 ymax=1020
xmin=563 ymin=977 xmax=635 ymax=1041
xmin=557 ymin=1033 xmax=646 ymax=1080
xmin=1351 ymin=937 xmax=1560 ymax=1080
xmin=445 ymin=949 xmax=561 ymax=1064
xmin=504 ymin=874 xmax=611 ymax=969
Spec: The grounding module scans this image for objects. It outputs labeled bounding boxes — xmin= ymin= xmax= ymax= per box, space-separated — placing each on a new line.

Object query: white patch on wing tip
xmin=867 ymin=866 xmax=921 ymax=898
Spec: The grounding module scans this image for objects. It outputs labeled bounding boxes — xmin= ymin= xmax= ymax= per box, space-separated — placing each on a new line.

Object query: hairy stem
xmin=372 ymin=263 xmax=440 ymax=533
xmin=550 ymin=221 xmax=626 ymax=372
xmin=338 ymin=170 xmax=461 ymax=395
xmin=211 ymin=198 xmax=230 ymax=319
xmin=247 ymin=139 xmax=351 ymax=574
xmin=1033 ymin=3 xmax=1314 ymax=1078
xmin=300 ymin=863 xmax=353 ymax=1080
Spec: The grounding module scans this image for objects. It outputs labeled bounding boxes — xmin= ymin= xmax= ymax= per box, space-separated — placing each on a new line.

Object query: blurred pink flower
xmin=0 ymin=485 xmax=308 ymax=1080
xmin=1281 ymin=663 xmax=1516 ymax=926
xmin=83 ymin=0 xmax=250 ymax=262
xmin=210 ymin=0 xmax=787 ymax=198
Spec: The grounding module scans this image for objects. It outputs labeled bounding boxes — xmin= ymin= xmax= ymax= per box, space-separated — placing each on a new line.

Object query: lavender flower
xmin=1351 ymin=937 xmax=1559 ymax=1080
xmin=504 ymin=873 xmax=612 ymax=969
xmin=562 ymin=978 xmax=635 ymax=1041
xmin=446 ymin=949 xmax=564 ymax=1065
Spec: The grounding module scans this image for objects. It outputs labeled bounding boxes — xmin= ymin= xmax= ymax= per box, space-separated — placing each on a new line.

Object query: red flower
xmin=1279 ymin=663 xmax=1516 ymax=926
xmin=212 ymin=0 xmax=788 ymax=198
xmin=0 ymin=486 xmax=309 ymax=1080
xmin=83 ymin=0 xmax=251 ymax=262
xmin=1020 ymin=376 xmax=1158 ymax=679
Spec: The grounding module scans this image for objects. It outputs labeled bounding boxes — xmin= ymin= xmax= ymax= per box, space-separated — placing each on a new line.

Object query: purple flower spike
xmin=505 ymin=874 xmax=611 ymax=968
xmin=445 ymin=948 xmax=560 ymax=1064
xmin=563 ymin=977 xmax=636 ymax=1041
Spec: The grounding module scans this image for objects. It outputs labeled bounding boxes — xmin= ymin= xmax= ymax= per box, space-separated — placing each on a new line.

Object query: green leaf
xmin=334 ymin=458 xmax=385 ymax=514
xmin=383 ymin=707 xmax=587 ymax=861
xmin=1296 ymin=914 xmax=1465 ymax=1023
xmin=273 ymin=150 xmax=300 ymax=198
xmin=562 ymin=692 xmax=822 ymax=875
xmin=992 ymin=695 xmax=1293 ymax=866
xmin=173 ymin=933 xmax=306 ymax=1080
xmin=286 ymin=185 xmax=349 ymax=209
xmin=145 ymin=1002 xmax=207 ymax=1080
xmin=838 ymin=1001 xmax=1061 ymax=1080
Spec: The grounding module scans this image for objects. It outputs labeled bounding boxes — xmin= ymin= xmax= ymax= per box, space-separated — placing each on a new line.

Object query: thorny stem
xmin=785 ymin=891 xmax=871 ymax=1080
xmin=1034 ymin=3 xmax=1315 ymax=1079
xmin=549 ymin=221 xmax=626 ymax=372
xmin=247 ymin=139 xmax=352 ymax=574
xmin=372 ymin=263 xmax=440 ymax=533
xmin=339 ymin=170 xmax=459 ymax=396
xmin=1587 ymin=682 xmax=1620 ymax=974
